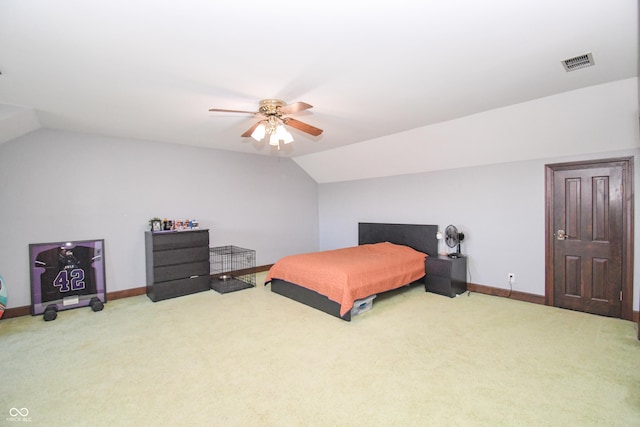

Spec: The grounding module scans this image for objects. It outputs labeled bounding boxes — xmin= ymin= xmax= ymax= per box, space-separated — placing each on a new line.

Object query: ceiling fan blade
xmin=283 ymin=117 xmax=323 ymax=136
xmin=241 ymin=122 xmax=262 ymax=138
xmin=279 ymin=102 xmax=313 ymax=115
xmin=208 ymin=108 xmax=258 ymax=114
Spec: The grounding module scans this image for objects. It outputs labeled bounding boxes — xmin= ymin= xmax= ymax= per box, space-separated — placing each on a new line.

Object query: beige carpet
xmin=1 ymin=272 xmax=639 ymax=426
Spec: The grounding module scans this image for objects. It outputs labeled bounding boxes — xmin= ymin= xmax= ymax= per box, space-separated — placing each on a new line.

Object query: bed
xmin=265 ymin=222 xmax=438 ymax=321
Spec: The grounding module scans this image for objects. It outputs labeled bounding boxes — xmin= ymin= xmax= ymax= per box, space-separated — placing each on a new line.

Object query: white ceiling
xmin=0 ymin=0 xmax=637 ymax=157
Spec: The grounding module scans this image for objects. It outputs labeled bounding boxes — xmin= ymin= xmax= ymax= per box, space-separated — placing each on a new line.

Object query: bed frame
xmin=270 ymin=222 xmax=439 ymax=321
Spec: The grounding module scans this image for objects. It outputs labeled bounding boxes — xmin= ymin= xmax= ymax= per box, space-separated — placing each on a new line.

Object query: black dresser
xmin=145 ymin=229 xmax=211 ymax=302
xmin=425 ymin=255 xmax=467 ymax=297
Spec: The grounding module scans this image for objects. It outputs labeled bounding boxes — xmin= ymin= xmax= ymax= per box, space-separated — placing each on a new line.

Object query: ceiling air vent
xmin=562 ymin=52 xmax=595 ymax=72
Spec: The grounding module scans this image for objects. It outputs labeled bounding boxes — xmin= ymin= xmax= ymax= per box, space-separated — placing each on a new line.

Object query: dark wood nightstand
xmin=425 ymin=255 xmax=467 ymax=297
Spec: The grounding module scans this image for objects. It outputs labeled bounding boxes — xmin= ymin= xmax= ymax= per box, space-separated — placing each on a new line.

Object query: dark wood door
xmin=545 ymin=158 xmax=633 ymax=320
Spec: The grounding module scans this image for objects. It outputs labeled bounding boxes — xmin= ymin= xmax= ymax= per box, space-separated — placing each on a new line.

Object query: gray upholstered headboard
xmin=358 ymin=222 xmax=439 ymax=257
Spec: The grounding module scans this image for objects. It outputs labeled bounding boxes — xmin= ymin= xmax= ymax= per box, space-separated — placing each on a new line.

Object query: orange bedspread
xmin=265 ymin=242 xmax=427 ymax=316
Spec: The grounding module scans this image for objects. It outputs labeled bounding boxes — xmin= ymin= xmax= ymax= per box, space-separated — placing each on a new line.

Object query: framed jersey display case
xmin=29 ymin=239 xmax=106 ymax=316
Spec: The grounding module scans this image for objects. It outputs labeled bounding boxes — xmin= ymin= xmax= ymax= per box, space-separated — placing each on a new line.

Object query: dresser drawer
xmin=153 ymin=260 xmax=210 ymax=283
xmin=153 ymin=245 xmax=209 ymax=267
xmin=150 ymin=230 xmax=209 ymax=251
xmin=426 ymin=257 xmax=452 ymax=277
xmin=147 ymin=275 xmax=211 ymax=302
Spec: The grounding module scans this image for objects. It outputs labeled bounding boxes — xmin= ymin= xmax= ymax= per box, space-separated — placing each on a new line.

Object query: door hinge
xmin=620 ymin=291 xmax=623 ymax=302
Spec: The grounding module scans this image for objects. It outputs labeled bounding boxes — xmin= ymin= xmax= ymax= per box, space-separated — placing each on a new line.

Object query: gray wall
xmin=319 ymin=148 xmax=640 ymax=310
xmin=1 ymin=80 xmax=638 ymax=314
xmin=0 ymin=129 xmax=318 ymax=308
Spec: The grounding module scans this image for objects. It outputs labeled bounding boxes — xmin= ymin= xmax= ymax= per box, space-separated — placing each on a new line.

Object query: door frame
xmin=544 ymin=156 xmax=634 ymax=320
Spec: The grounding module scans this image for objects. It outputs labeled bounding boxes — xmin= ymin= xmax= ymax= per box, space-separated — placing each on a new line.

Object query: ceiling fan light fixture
xmin=275 ymin=125 xmax=292 ymax=141
xmin=266 ymin=116 xmax=278 ymax=135
xmin=282 ymin=129 xmax=294 ymax=144
xmin=209 ymin=99 xmax=321 ymax=145
xmin=251 ymin=123 xmax=266 ymax=141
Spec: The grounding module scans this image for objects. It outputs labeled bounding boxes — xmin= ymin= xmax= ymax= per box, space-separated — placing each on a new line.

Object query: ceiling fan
xmin=208 ymin=99 xmax=323 ymax=148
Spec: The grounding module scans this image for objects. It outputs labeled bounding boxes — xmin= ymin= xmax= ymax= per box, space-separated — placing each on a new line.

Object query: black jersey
xmin=35 ymin=245 xmax=98 ymax=303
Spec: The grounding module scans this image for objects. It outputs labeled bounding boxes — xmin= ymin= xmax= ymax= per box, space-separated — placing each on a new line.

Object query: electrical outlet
xmin=508 ymin=273 xmax=515 ymax=284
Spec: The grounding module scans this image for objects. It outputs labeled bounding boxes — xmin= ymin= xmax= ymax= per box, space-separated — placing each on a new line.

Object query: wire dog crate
xmin=210 ymin=246 xmax=256 ymax=294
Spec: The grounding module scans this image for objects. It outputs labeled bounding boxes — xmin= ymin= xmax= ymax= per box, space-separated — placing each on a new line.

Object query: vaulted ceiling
xmin=0 ymin=0 xmax=637 ymax=157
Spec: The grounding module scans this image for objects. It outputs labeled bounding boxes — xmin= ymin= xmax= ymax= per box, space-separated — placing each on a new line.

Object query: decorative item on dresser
xmin=145 ymin=229 xmax=211 ymax=302
xmin=148 ymin=217 xmax=162 ymax=232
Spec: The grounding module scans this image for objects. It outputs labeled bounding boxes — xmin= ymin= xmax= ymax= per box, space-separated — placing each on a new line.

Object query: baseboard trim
xmin=467 ymin=282 xmax=546 ymax=305
xmin=1 ymin=264 xmax=275 ymax=320
xmin=3 ymin=306 xmax=31 ymax=319
xmin=468 ymin=282 xmax=639 ymax=323
xmin=4 ymin=270 xmax=636 ymax=323
xmin=2 ymin=289 xmax=148 ymax=319
xmin=109 ymin=287 xmax=147 ymax=299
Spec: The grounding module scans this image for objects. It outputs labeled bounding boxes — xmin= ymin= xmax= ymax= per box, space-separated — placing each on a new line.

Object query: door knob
xmin=556 ymin=229 xmax=567 ymax=240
